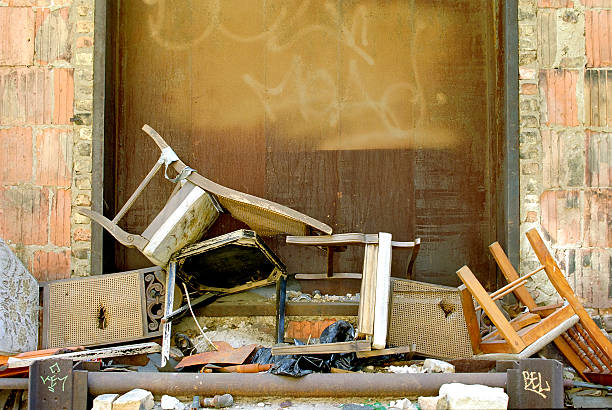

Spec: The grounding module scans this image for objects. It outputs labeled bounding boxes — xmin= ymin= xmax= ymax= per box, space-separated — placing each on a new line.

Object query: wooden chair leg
xmin=489 ymin=242 xmax=538 ymax=311
xmin=456 ymin=265 xmax=526 ymax=353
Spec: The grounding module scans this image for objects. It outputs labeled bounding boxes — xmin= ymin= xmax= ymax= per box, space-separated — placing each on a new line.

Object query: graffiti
xmin=522 ymin=370 xmax=551 ymax=399
xmin=40 ymin=362 xmax=68 ymax=393
xmin=143 ymin=0 xmax=373 ymax=65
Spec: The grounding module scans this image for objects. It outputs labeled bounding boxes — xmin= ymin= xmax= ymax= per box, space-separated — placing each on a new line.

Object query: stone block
xmin=36 ymin=128 xmax=72 ymax=187
xmin=423 ymin=359 xmax=455 ymax=373
xmin=540 ymin=190 xmax=582 ymax=245
xmin=161 ymin=395 xmax=186 ymax=410
xmin=112 ymin=389 xmax=154 ymax=410
xmin=0 ymin=186 xmax=49 ymax=246
xmin=586 ymin=131 xmax=611 ymax=187
xmin=437 ymin=383 xmax=508 ymax=410
xmin=585 ymin=69 xmax=612 ymax=127
xmin=417 ymin=396 xmax=440 ymax=410
xmin=0 ymin=68 xmax=53 ymax=125
xmin=0 ymin=127 xmax=33 ymax=185
xmin=93 ymin=394 xmax=119 ymax=410
xmin=31 ymin=249 xmax=70 ymax=281
xmin=586 ymin=10 xmax=612 ymax=67
xmin=73 ymin=227 xmax=91 ymax=242
xmin=540 ymin=70 xmax=579 ymax=126
xmin=53 ymin=68 xmax=74 ymax=125
xmin=50 ymin=188 xmax=71 ymax=247
xmin=0 ymin=7 xmax=35 ymax=65
xmin=584 ymin=189 xmax=610 ymax=247
xmin=0 ymin=238 xmax=39 ymax=353
xmin=34 ymin=7 xmax=71 ymax=65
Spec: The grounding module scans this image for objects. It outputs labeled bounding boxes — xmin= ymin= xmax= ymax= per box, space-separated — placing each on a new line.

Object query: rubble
xmin=423 ymin=359 xmax=455 ymax=373
xmin=160 ymin=394 xmax=186 ymax=410
xmin=112 ymin=389 xmax=155 ymax=410
xmin=92 ymin=394 xmax=119 ymax=410
xmin=437 ymin=383 xmax=508 ymax=410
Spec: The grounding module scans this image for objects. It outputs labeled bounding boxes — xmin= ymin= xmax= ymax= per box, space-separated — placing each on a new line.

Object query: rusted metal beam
xmin=0 ymin=379 xmax=29 ymax=390
xmin=88 ymin=372 xmax=507 ymax=397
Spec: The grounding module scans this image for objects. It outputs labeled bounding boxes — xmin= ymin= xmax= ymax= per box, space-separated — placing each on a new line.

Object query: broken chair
xmin=457 ymin=228 xmax=612 ymax=374
xmin=79 ymin=124 xmax=332 ymax=267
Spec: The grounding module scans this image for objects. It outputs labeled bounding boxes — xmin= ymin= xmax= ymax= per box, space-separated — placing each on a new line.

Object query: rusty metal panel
xmin=113 ymin=0 xmax=500 ymax=287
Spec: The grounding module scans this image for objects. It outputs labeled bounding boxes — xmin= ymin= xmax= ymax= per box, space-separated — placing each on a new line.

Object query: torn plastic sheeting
xmin=252 ymin=320 xmax=358 ymax=377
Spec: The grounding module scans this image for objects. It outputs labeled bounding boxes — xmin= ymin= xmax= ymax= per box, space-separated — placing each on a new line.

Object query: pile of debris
xmin=1 ymin=126 xmax=611 ymax=409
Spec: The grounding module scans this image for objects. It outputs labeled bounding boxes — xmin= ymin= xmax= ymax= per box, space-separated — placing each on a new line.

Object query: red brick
xmin=76 ymin=36 xmax=93 ymax=48
xmin=73 ymin=228 xmax=91 ymax=241
xmin=583 ymin=0 xmax=612 ymax=7
xmin=50 ymin=188 xmax=71 ymax=247
xmin=540 ymin=190 xmax=582 ymax=245
xmin=584 ymin=189 xmax=611 ymax=247
xmin=285 ymin=319 xmax=337 ymax=340
xmin=586 ymin=131 xmax=611 ymax=187
xmin=584 ymin=70 xmax=612 ymax=127
xmin=0 ymin=186 xmax=49 ymax=246
xmin=0 ymin=67 xmax=53 ymax=125
xmin=35 ymin=128 xmax=72 ymax=187
xmin=540 ymin=70 xmax=579 ymax=126
xmin=31 ymin=250 xmax=70 ymax=282
xmin=35 ymin=7 xmax=71 ymax=65
xmin=53 ymin=68 xmax=74 ymax=125
xmin=0 ymin=7 xmax=35 ymax=66
xmin=539 ymin=0 xmax=574 ymax=6
xmin=520 ymin=83 xmax=538 ymax=95
xmin=0 ymin=127 xmax=33 ymax=184
xmin=586 ymin=10 xmax=612 ymax=68
xmin=525 ymin=211 xmax=538 ymax=222
xmin=8 ymin=1 xmax=51 ymax=5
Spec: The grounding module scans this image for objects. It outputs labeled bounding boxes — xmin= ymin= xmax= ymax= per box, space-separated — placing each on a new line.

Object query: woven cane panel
xmin=388 ymin=279 xmax=474 ymax=359
xmin=47 ymin=273 xmax=143 ymax=347
xmin=218 ymin=197 xmax=308 ymax=236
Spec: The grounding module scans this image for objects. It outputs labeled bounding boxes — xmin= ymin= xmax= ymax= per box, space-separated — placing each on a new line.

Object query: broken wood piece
xmin=355 ymin=344 xmax=415 ymax=359
xmin=175 ymin=342 xmax=257 ymax=369
xmin=271 ymin=340 xmax=371 ymax=356
xmin=5 ymin=342 xmax=161 ymax=369
xmin=216 ymin=364 xmax=272 ymax=373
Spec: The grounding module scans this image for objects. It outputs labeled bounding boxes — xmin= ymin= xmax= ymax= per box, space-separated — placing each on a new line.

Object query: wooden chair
xmin=286 ymin=232 xmax=421 ymax=349
xmin=457 ymin=228 xmax=612 ymax=376
xmin=79 ymin=125 xmax=332 ymax=267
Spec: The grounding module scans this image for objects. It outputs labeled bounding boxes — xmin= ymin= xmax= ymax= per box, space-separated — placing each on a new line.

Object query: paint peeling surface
xmin=0 ymin=238 xmax=39 ymax=354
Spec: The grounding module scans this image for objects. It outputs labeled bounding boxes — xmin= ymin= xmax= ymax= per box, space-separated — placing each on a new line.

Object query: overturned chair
xmin=456 ymin=228 xmax=612 ymax=380
xmin=79 ymin=124 xmax=332 ymax=268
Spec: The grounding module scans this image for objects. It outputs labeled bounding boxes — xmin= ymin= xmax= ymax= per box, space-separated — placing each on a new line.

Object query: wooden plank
xmin=457 ymin=266 xmax=526 ymax=353
xmin=488 ymin=241 xmax=538 ymax=311
xmin=271 ymin=340 xmax=371 ymax=356
xmin=372 ymin=233 xmax=392 ymax=350
xmin=355 ymin=344 xmax=414 ymax=359
xmin=459 ymin=284 xmax=482 ymax=354
xmin=8 ymin=343 xmax=161 ymax=369
xmin=358 ymin=244 xmax=378 ymax=337
xmin=526 ymin=228 xmax=612 ymax=359
xmin=295 ymin=273 xmax=362 ymax=280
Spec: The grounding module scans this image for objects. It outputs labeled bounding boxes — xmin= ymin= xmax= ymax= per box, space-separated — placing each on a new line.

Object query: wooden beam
xmin=356 ymin=344 xmax=414 ymax=359
xmin=271 ymin=340 xmax=371 ymax=356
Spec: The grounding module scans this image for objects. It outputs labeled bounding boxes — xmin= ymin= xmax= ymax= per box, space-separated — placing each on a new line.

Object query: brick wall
xmin=0 ymin=0 xmax=94 ymax=280
xmin=519 ymin=0 xmax=611 ymax=309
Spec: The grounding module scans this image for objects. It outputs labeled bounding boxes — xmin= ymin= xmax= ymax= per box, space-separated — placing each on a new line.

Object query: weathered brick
xmin=35 ymin=128 xmax=72 ymax=187
xmin=539 ymin=0 xmax=574 ymax=6
xmin=73 ymin=228 xmax=91 ymax=242
xmin=540 ymin=189 xmax=582 ymax=245
xmin=0 ymin=186 xmax=49 ymax=246
xmin=584 ymin=69 xmax=612 ymax=127
xmin=53 ymin=68 xmax=74 ymax=125
xmin=567 ymin=248 xmax=611 ymax=308
xmin=76 ymin=21 xmax=94 ymax=33
xmin=8 ymin=1 xmax=51 ymax=5
xmin=75 ymin=193 xmax=91 ymax=206
xmin=583 ymin=0 xmax=612 ymax=7
xmin=521 ymin=83 xmax=538 ymax=95
xmin=586 ymin=10 xmax=612 ymax=68
xmin=76 ymin=36 xmax=93 ymax=48
xmin=0 ymin=7 xmax=35 ymax=66
xmin=0 ymin=127 xmax=33 ymax=185
xmin=519 ymin=67 xmax=538 ymax=80
xmin=285 ymin=319 xmax=337 ymax=340
xmin=541 ymin=129 xmax=585 ymax=188
xmin=586 ymin=131 xmax=611 ymax=187
xmin=584 ymin=189 xmax=610 ymax=247
xmin=31 ymin=250 xmax=70 ymax=282
xmin=50 ymin=188 xmax=71 ymax=247
xmin=34 ymin=7 xmax=71 ymax=65
xmin=540 ymin=70 xmax=579 ymax=126
xmin=0 ymin=68 xmax=53 ymax=125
